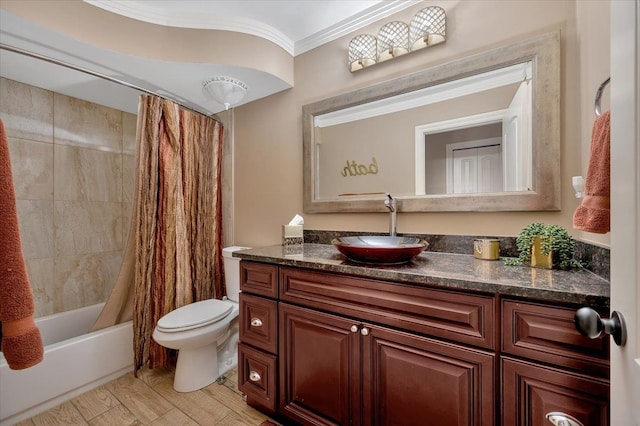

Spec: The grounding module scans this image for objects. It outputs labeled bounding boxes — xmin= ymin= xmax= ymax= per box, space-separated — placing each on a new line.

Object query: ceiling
xmin=0 ymin=1 xmax=418 ymax=115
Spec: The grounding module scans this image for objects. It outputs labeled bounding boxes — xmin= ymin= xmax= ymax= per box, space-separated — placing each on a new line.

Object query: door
xmin=279 ymin=303 xmax=361 ymax=426
xmin=448 ymin=139 xmax=503 ymax=194
xmin=610 ymin=1 xmax=640 ymax=423
xmin=502 ymin=358 xmax=609 ymax=425
xmin=362 ymin=324 xmax=495 ymax=426
xmin=502 ymin=81 xmax=532 ymax=192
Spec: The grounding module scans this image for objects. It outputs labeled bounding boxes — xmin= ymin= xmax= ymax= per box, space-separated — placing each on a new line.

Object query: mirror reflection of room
xmin=315 ymin=61 xmax=532 ymax=200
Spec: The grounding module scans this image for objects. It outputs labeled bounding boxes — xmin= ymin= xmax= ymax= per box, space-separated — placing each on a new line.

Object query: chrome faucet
xmin=384 ymin=193 xmax=397 ymax=236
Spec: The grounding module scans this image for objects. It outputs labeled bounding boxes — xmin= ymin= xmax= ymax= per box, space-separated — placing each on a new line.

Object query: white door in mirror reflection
xmin=452 ymin=145 xmax=502 ymax=194
xmin=503 ymin=81 xmax=532 ymax=191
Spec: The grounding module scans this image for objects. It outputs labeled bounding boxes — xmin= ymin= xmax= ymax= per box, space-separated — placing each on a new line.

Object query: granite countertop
xmin=234 ymin=243 xmax=610 ymax=307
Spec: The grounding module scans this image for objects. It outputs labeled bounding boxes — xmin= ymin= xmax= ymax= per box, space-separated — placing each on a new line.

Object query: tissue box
xmin=282 ymin=225 xmax=303 ymax=246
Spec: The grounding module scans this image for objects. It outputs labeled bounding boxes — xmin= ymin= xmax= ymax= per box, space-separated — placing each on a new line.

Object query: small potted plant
xmin=503 ymin=223 xmax=583 ymax=270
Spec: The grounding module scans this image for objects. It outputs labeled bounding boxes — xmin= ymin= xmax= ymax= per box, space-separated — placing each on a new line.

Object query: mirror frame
xmin=303 ymin=31 xmax=560 ymax=213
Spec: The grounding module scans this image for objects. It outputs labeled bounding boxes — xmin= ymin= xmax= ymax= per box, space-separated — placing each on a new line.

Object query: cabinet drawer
xmin=240 ymin=293 xmax=278 ymax=354
xmin=502 ymin=300 xmax=609 ymax=378
xmin=238 ymin=343 xmax=277 ymax=413
xmin=280 ymin=267 xmax=495 ymax=349
xmin=502 ymin=357 xmax=609 ymax=426
xmin=240 ymin=262 xmax=278 ymax=298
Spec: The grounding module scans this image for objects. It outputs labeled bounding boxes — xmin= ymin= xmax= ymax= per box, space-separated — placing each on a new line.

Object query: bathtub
xmin=0 ymin=303 xmax=133 ymax=425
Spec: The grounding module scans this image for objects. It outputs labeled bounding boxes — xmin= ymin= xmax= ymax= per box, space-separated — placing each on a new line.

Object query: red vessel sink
xmin=332 ymin=236 xmax=429 ymax=264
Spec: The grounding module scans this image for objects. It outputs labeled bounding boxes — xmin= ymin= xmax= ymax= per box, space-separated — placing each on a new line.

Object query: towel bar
xmin=594 ymin=77 xmax=610 ymax=116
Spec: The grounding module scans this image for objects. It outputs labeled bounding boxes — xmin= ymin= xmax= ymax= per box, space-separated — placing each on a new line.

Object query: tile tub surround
xmin=234 ymin=243 xmax=610 ymax=308
xmin=0 ymin=77 xmax=135 ymax=317
xmin=304 ymin=230 xmax=610 ymax=280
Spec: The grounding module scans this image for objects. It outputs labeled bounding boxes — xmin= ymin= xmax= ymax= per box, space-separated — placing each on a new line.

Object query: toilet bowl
xmin=152 ymin=246 xmax=249 ymax=392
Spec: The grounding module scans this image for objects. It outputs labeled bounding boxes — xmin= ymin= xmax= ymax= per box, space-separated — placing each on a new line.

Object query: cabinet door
xmin=502 ymin=357 xmax=609 ymax=426
xmin=363 ymin=325 xmax=495 ymax=426
xmin=279 ymin=303 xmax=361 ymax=426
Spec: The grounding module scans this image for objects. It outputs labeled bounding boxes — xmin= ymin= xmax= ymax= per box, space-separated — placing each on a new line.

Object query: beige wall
xmin=0 ymin=77 xmax=135 ymax=317
xmin=234 ymin=0 xmax=611 ymax=248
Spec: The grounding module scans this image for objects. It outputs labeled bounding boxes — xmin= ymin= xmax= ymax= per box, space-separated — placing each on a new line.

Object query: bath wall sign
xmin=341 ymin=157 xmax=379 ymax=177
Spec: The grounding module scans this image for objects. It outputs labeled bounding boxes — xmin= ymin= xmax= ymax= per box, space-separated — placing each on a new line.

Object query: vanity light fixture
xmin=203 ymin=76 xmax=248 ymax=110
xmin=348 ymin=34 xmax=378 ymax=72
xmin=348 ymin=6 xmax=446 ymax=72
xmin=410 ymin=6 xmax=446 ymax=51
xmin=378 ymin=21 xmax=409 ymax=62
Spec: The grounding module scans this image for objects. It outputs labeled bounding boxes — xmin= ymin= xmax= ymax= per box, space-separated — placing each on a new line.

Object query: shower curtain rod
xmin=0 ymin=43 xmax=217 ymax=120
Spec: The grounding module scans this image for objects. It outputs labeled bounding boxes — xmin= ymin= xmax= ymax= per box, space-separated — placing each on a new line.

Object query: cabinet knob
xmin=574 ymin=307 xmax=627 ymax=346
xmin=249 ymin=371 xmax=261 ymax=382
xmin=350 ymin=325 xmax=359 ymax=333
xmin=545 ymin=412 xmax=584 ymax=426
xmin=250 ymin=318 xmax=263 ymax=327
xmin=360 ymin=327 xmax=369 ymax=336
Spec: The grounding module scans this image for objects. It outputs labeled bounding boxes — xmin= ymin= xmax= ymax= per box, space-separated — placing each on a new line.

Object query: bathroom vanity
xmin=236 ymin=244 xmax=610 ymax=426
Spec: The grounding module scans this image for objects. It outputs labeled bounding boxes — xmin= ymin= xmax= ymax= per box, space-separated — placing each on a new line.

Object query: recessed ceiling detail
xmin=83 ymin=0 xmax=420 ymax=55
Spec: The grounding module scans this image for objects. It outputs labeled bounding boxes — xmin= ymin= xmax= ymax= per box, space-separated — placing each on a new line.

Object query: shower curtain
xmin=92 ymin=95 xmax=226 ymax=372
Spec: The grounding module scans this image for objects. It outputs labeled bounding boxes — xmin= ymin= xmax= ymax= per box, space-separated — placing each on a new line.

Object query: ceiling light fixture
xmin=203 ymin=76 xmax=248 ymax=110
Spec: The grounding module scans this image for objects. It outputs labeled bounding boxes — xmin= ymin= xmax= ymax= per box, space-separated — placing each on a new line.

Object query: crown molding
xmin=294 ymin=0 xmax=421 ymax=55
xmin=84 ymin=0 xmax=420 ymax=57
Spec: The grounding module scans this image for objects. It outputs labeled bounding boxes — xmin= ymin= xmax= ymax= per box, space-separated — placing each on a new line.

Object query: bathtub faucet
xmin=384 ymin=193 xmax=397 ymax=236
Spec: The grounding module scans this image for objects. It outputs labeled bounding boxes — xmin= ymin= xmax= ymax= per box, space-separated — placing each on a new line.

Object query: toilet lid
xmin=157 ymin=299 xmax=233 ymax=332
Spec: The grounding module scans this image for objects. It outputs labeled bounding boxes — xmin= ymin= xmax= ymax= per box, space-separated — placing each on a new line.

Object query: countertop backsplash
xmin=303 ymin=230 xmax=610 ymax=281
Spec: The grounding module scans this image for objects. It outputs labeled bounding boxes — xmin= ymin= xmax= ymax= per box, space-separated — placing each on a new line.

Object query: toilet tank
xmin=222 ymin=246 xmax=250 ymax=302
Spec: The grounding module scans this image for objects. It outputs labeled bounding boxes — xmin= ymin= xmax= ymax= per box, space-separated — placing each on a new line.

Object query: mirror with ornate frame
xmin=303 ymin=31 xmax=560 ymax=213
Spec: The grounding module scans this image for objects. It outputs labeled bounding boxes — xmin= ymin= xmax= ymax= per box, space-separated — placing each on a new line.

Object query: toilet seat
xmin=156 ymin=299 xmax=233 ymax=333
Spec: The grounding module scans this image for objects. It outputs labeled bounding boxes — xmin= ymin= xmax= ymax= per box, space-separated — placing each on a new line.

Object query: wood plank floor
xmin=15 ymin=367 xmax=280 ymax=426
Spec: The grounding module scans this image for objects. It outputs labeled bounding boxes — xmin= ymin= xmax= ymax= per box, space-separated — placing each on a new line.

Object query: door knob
xmin=250 ymin=318 xmax=263 ymax=327
xmin=574 ymin=307 xmax=627 ymax=346
xmin=546 ymin=412 xmax=584 ymax=426
xmin=360 ymin=327 xmax=369 ymax=336
xmin=350 ymin=325 xmax=359 ymax=333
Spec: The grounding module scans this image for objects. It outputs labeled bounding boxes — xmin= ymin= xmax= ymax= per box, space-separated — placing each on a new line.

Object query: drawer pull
xmin=249 ymin=371 xmax=261 ymax=382
xmin=250 ymin=318 xmax=263 ymax=327
xmin=360 ymin=327 xmax=369 ymax=336
xmin=574 ymin=307 xmax=627 ymax=346
xmin=545 ymin=412 xmax=584 ymax=426
xmin=350 ymin=325 xmax=359 ymax=333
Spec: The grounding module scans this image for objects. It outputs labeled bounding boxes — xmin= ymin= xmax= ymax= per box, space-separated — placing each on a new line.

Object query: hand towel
xmin=0 ymin=118 xmax=44 ymax=369
xmin=573 ymin=110 xmax=610 ymax=234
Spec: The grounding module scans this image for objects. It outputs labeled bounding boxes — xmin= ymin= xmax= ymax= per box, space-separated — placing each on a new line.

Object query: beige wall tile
xmin=122 ymin=154 xmax=135 ymax=203
xmin=7 ymin=137 xmax=54 ymax=200
xmin=0 ymin=77 xmax=53 ymax=143
xmin=54 ymin=145 xmax=123 ymax=202
xmin=16 ymin=199 xmax=54 ymax=259
xmin=53 ymin=94 xmax=122 ymax=151
xmin=26 ymin=257 xmax=55 ymax=317
xmin=54 ymin=201 xmax=123 ymax=256
xmin=122 ymin=201 xmax=133 ymax=245
xmin=5 ymin=78 xmax=131 ymax=317
xmin=53 ymin=251 xmax=122 ymax=313
xmin=122 ymin=112 xmax=137 ymax=155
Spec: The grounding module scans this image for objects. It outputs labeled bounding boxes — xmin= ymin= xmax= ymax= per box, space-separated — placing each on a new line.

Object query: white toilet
xmin=152 ymin=246 xmax=249 ymax=392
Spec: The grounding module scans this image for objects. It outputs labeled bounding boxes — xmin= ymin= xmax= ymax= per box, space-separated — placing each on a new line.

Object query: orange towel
xmin=573 ymin=110 xmax=610 ymax=234
xmin=0 ymin=118 xmax=44 ymax=369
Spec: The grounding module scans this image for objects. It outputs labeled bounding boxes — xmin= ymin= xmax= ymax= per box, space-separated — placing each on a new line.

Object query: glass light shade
xmin=410 ymin=6 xmax=446 ymax=51
xmin=378 ymin=21 xmax=409 ymax=62
xmin=203 ymin=76 xmax=248 ymax=110
xmin=348 ymin=34 xmax=377 ymax=72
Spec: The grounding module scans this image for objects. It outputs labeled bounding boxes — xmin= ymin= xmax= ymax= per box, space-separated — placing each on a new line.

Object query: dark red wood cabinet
xmin=501 ymin=300 xmax=610 ymax=426
xmin=238 ymin=261 xmax=609 ymax=426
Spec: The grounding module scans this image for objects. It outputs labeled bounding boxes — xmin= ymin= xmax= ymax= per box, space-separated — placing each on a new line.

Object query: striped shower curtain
xmin=92 ymin=95 xmax=226 ymax=372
